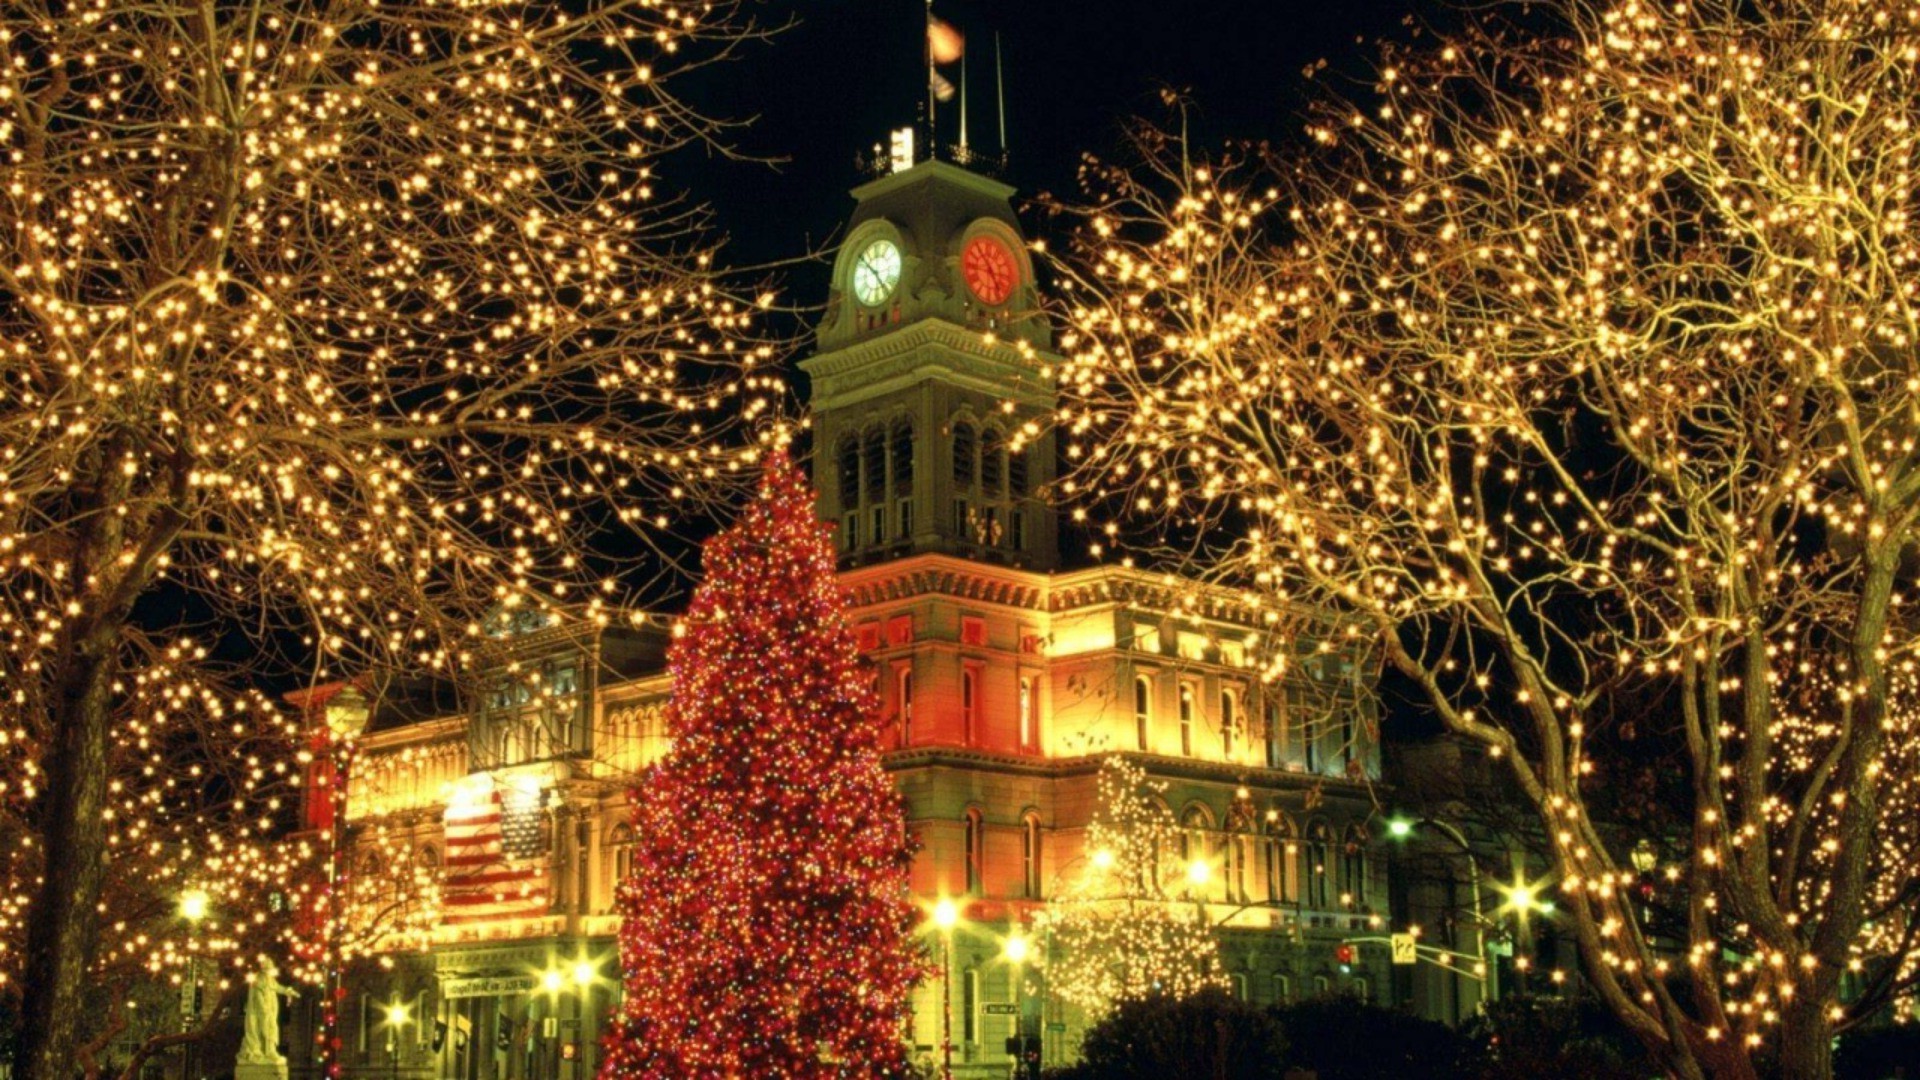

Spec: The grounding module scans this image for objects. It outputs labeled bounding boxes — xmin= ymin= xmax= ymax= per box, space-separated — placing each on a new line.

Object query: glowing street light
xmin=1185 ymin=858 xmax=1212 ymax=889
xmin=384 ymin=999 xmax=412 ymax=1079
xmin=930 ymin=898 xmax=961 ymax=1079
xmin=178 ymin=888 xmax=210 ymax=923
xmin=573 ymin=959 xmax=597 ymax=987
xmin=1002 ymin=933 xmax=1029 ymax=965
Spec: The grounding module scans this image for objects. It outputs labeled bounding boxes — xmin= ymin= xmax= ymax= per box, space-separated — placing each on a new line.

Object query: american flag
xmin=443 ymin=780 xmax=550 ymax=924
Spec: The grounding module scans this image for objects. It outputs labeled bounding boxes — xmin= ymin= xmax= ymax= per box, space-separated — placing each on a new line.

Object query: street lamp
xmin=931 ymin=898 xmax=960 ymax=1080
xmin=569 ymin=957 xmax=598 ymax=1078
xmin=1002 ymin=933 xmax=1034 ymax=1080
xmin=179 ymin=889 xmax=209 ymax=1080
xmin=384 ymin=1000 xmax=412 ymax=1080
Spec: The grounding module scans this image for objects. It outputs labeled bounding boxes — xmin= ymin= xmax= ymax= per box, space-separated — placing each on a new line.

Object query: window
xmin=1179 ymin=684 xmax=1195 ymax=757
xmin=864 ymin=429 xmax=887 ymax=505
xmin=1306 ymin=826 xmax=1332 ymax=909
xmin=965 ymin=809 xmax=985 ymax=896
xmin=1228 ymin=834 xmax=1249 ymax=903
xmin=1018 ymin=677 xmax=1037 ymax=751
xmin=952 ymin=421 xmax=976 ymax=485
xmin=1272 ymin=974 xmax=1293 ymax=1004
xmin=1221 ymin=689 xmax=1238 ymax=757
xmin=610 ymin=823 xmax=635 ymax=895
xmin=897 ymin=498 xmax=914 ymax=538
xmin=1266 ymin=819 xmax=1297 ymax=905
xmin=870 ymin=504 xmax=887 ymax=545
xmin=962 ymin=665 xmax=980 ymax=744
xmin=1180 ymin=807 xmax=1211 ymax=897
xmin=890 ymin=421 xmax=914 ymax=498
xmin=1010 ymin=509 xmax=1026 ymax=550
xmin=1352 ymin=977 xmax=1370 ymax=1002
xmin=1314 ymin=975 xmax=1331 ymax=997
xmin=1008 ymin=445 xmax=1029 ymax=497
xmin=1304 ymin=713 xmax=1320 ymax=773
xmin=842 ymin=512 xmax=859 ymax=551
xmin=897 ymin=667 xmax=914 ymax=746
xmin=981 ymin=428 xmax=1004 ymax=492
xmin=576 ymin=819 xmax=592 ymax=912
xmin=1022 ymin=813 xmax=1043 ymax=899
xmin=1265 ymin=697 xmax=1283 ymax=769
xmin=1341 ymin=827 xmax=1369 ymax=907
xmin=1343 ymin=712 xmax=1357 ymax=772
xmin=838 ymin=436 xmax=860 ymax=507
xmin=1133 ymin=676 xmax=1152 ymax=751
xmin=1230 ymin=973 xmax=1248 ymax=1001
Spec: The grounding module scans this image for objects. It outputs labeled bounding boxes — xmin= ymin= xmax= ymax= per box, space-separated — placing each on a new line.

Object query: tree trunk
xmin=15 ymin=631 xmax=120 ymax=1080
xmin=1776 ymin=997 xmax=1835 ymax=1080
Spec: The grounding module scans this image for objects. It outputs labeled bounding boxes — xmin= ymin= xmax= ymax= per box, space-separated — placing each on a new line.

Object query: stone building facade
xmin=300 ymin=159 xmax=1390 ymax=1080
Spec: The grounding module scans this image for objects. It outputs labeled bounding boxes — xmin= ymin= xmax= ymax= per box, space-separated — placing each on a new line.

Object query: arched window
xmin=1180 ymin=806 xmax=1212 ymax=898
xmin=1230 ymin=973 xmax=1248 ymax=1001
xmin=1133 ymin=675 xmax=1152 ymax=752
xmin=1352 ymin=977 xmax=1370 ymax=1002
xmin=981 ymin=427 xmax=1004 ymax=493
xmin=1266 ymin=815 xmax=1297 ymax=905
xmin=1306 ymin=823 xmax=1332 ymax=910
xmin=1008 ymin=445 xmax=1029 ymax=498
xmin=1022 ymin=812 xmax=1043 ymax=899
xmin=952 ymin=420 xmax=976 ymax=485
xmin=838 ymin=436 xmax=861 ymax=507
xmin=1229 ymin=832 xmax=1250 ymax=904
xmin=419 ymin=845 xmax=439 ymax=870
xmin=890 ymin=420 xmax=914 ymax=498
xmin=610 ymin=823 xmax=635 ymax=893
xmin=897 ymin=667 xmax=914 ymax=746
xmin=1272 ymin=973 xmax=1293 ymax=1004
xmin=1341 ymin=826 xmax=1370 ymax=907
xmin=1221 ymin=688 xmax=1238 ymax=758
xmin=1178 ymin=684 xmax=1196 ymax=757
xmin=864 ymin=428 xmax=887 ymax=505
xmin=964 ymin=809 xmax=985 ymax=896
xmin=1304 ymin=711 xmax=1321 ymax=773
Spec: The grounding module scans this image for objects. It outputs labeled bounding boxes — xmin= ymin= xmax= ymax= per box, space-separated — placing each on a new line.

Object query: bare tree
xmin=1050 ymin=1 xmax=1920 ymax=1077
xmin=0 ymin=0 xmax=781 ymax=1073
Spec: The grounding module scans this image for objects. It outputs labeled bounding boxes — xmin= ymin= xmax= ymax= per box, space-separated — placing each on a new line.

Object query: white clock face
xmin=851 ymin=239 xmax=902 ymax=306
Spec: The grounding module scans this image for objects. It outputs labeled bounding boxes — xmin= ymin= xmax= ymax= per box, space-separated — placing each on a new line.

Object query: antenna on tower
xmin=995 ymin=33 xmax=1008 ymax=154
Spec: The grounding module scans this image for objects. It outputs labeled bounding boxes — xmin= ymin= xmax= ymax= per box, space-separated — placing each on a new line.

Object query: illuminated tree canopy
xmin=1045 ymin=755 xmax=1226 ymax=1018
xmin=1052 ymin=1 xmax=1920 ymax=1077
xmin=0 ymin=0 xmax=778 ymax=1074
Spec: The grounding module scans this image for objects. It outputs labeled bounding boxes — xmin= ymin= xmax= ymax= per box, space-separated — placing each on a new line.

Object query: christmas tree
xmin=1044 ymin=755 xmax=1226 ymax=1018
xmin=603 ymin=451 xmax=927 ymax=1079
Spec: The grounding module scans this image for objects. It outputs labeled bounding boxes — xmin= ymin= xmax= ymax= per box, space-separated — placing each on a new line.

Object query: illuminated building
xmin=303 ymin=159 xmax=1388 ymax=1078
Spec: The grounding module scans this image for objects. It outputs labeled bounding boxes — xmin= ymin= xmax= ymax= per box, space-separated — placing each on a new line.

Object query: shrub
xmin=1054 ymin=987 xmax=1286 ymax=1080
xmin=1271 ymin=995 xmax=1473 ymax=1080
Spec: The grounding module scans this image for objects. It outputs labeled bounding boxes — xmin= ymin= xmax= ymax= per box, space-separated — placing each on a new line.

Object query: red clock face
xmin=962 ymin=235 xmax=1018 ymax=306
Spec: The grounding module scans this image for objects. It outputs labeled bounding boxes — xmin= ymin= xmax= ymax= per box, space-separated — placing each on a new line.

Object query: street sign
xmin=1391 ymin=933 xmax=1417 ymax=966
xmin=985 ymin=1003 xmax=1020 ymax=1016
xmin=1046 ymin=1022 xmax=1067 ymax=1034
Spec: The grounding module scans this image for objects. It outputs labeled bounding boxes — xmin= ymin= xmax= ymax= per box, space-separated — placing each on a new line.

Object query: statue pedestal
xmin=235 ymin=1061 xmax=289 ymax=1080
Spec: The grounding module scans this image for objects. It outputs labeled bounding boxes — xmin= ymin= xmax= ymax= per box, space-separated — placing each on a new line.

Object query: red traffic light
xmin=1334 ymin=944 xmax=1355 ymax=965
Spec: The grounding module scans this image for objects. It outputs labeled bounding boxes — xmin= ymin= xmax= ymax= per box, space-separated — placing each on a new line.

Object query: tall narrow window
xmin=1265 ymin=697 xmax=1283 ymax=769
xmin=610 ymin=824 xmax=635 ymax=896
xmin=1133 ymin=675 xmax=1152 ymax=751
xmin=1008 ymin=445 xmax=1029 ymax=497
xmin=1230 ymin=973 xmax=1248 ymax=1001
xmin=864 ymin=429 xmax=887 ymax=506
xmin=1272 ymin=974 xmax=1292 ymax=1004
xmin=1018 ymin=677 xmax=1037 ymax=751
xmin=838 ymin=437 xmax=861 ymax=508
xmin=1022 ymin=813 xmax=1043 ymax=898
xmin=1179 ymin=684 xmax=1195 ymax=757
xmin=890 ymin=420 xmax=914 ymax=498
xmin=965 ymin=808 xmax=985 ymax=896
xmin=1221 ymin=689 xmax=1238 ymax=757
xmin=898 ymin=667 xmax=914 ymax=746
xmin=981 ymin=428 xmax=1004 ymax=493
xmin=952 ymin=421 xmax=976 ymax=485
xmin=1307 ymin=826 xmax=1331 ymax=909
xmin=1342 ymin=713 xmax=1357 ymax=772
xmin=962 ymin=665 xmax=979 ymax=745
xmin=1342 ymin=826 xmax=1369 ymax=906
xmin=1303 ymin=713 xmax=1320 ymax=773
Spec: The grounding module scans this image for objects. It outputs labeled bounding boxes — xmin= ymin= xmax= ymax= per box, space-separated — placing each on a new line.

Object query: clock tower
xmin=803 ymin=159 xmax=1059 ymax=571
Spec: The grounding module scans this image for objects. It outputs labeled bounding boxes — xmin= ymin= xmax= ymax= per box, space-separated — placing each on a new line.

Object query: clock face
xmin=962 ymin=234 xmax=1018 ymax=306
xmin=851 ymin=239 xmax=902 ymax=306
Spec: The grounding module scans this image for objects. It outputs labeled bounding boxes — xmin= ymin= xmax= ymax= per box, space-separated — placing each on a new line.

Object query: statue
xmin=237 ymin=958 xmax=298 ymax=1066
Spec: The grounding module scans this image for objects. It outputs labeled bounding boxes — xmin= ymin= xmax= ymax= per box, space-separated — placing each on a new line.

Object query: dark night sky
xmin=674 ymin=0 xmax=1409 ymax=305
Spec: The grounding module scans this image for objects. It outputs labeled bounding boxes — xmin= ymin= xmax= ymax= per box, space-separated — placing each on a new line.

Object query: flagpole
xmin=959 ymin=49 xmax=968 ymax=152
xmin=996 ymin=33 xmax=1007 ymax=154
xmin=924 ymin=0 xmax=935 ymax=164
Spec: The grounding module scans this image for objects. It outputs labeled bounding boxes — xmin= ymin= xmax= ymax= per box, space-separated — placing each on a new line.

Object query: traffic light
xmin=1334 ymin=943 xmax=1355 ymax=972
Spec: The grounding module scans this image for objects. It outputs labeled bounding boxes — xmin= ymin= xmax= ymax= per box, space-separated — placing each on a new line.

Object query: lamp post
xmin=1002 ymin=932 xmax=1030 ymax=1080
xmin=319 ymin=686 xmax=371 ymax=1077
xmin=383 ymin=1000 xmax=412 ymax=1080
xmin=178 ymin=889 xmax=209 ymax=1080
xmin=570 ymin=957 xmax=597 ymax=1079
xmin=1386 ymin=816 xmax=1497 ymax=1008
xmin=932 ymin=898 xmax=959 ymax=1080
